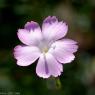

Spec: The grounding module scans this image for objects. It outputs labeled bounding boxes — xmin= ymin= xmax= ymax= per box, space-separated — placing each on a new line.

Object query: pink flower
xmin=14 ymin=16 xmax=78 ymax=78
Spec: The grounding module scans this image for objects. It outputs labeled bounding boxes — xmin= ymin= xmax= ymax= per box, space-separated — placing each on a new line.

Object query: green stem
xmin=46 ymin=77 xmax=61 ymax=90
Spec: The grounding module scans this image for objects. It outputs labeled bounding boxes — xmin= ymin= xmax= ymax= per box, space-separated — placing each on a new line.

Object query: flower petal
xmin=51 ymin=39 xmax=78 ymax=53
xmin=43 ymin=16 xmax=58 ymax=24
xmin=14 ymin=45 xmax=41 ymax=66
xmin=17 ymin=22 xmax=42 ymax=45
xmin=17 ymin=29 xmax=31 ymax=45
xmin=45 ymin=53 xmax=63 ymax=77
xmin=42 ymin=16 xmax=68 ymax=41
xmin=36 ymin=53 xmax=63 ymax=78
xmin=25 ymin=21 xmax=39 ymax=31
xmin=36 ymin=54 xmax=50 ymax=78
xmin=49 ymin=39 xmax=78 ymax=64
xmin=51 ymin=50 xmax=75 ymax=64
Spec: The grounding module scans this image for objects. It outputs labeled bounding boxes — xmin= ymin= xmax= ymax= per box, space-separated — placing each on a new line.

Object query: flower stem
xmin=46 ymin=77 xmax=61 ymax=90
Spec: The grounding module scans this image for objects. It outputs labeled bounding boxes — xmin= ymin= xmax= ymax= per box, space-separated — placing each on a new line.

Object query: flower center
xmin=38 ymin=40 xmax=50 ymax=53
xmin=42 ymin=46 xmax=48 ymax=53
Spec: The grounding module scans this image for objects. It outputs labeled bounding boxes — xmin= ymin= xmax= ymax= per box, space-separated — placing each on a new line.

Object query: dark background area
xmin=0 ymin=0 xmax=95 ymax=95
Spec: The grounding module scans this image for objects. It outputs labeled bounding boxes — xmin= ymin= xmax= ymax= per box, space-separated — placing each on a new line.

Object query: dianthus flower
xmin=14 ymin=16 xmax=78 ymax=78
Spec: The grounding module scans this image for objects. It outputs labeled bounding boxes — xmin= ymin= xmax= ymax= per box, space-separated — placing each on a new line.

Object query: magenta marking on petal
xmin=25 ymin=21 xmax=39 ymax=31
xmin=43 ymin=16 xmax=57 ymax=24
xmin=44 ymin=54 xmax=49 ymax=74
xmin=52 ymin=16 xmax=57 ymax=22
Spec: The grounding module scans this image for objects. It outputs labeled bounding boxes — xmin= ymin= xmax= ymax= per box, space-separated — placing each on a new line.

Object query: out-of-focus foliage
xmin=0 ymin=0 xmax=95 ymax=95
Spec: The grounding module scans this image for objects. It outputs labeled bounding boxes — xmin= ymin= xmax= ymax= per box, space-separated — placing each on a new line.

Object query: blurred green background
xmin=0 ymin=0 xmax=95 ymax=95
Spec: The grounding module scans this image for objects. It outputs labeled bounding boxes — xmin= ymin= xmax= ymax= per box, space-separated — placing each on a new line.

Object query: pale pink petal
xmin=50 ymin=39 xmax=78 ymax=53
xmin=36 ymin=53 xmax=63 ymax=78
xmin=14 ymin=45 xmax=41 ymax=66
xmin=42 ymin=16 xmax=68 ymax=41
xmin=45 ymin=53 xmax=63 ymax=77
xmin=17 ymin=21 xmax=42 ymax=45
xmin=46 ymin=53 xmax=63 ymax=77
xmin=49 ymin=48 xmax=75 ymax=64
xmin=36 ymin=54 xmax=50 ymax=78
xmin=17 ymin=29 xmax=31 ymax=45
xmin=49 ymin=39 xmax=78 ymax=64
xmin=54 ymin=50 xmax=75 ymax=64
